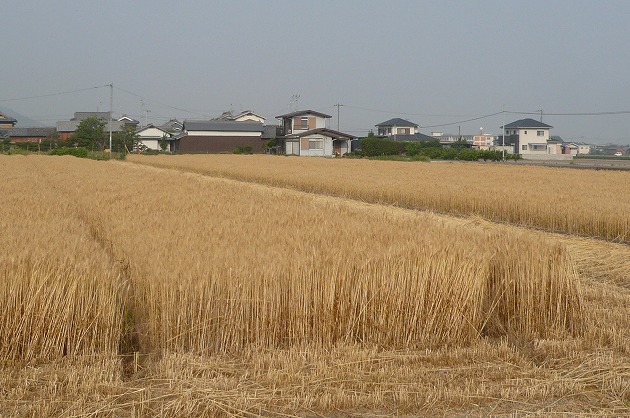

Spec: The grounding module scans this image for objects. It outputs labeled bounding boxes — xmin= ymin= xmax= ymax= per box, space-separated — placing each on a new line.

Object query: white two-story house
xmin=276 ymin=110 xmax=354 ymax=157
xmin=501 ymin=119 xmax=556 ymax=157
xmin=375 ymin=118 xmax=419 ymax=136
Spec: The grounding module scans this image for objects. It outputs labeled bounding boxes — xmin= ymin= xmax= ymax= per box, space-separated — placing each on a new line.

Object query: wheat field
xmin=1 ymin=154 xmax=628 ymax=416
xmin=127 ymin=154 xmax=630 ymax=242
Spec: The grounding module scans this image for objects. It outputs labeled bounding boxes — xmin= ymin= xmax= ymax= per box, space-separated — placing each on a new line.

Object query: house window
xmin=309 ymin=140 xmax=323 ymax=150
xmin=537 ymin=131 xmax=544 ymax=136
xmin=398 ymin=128 xmax=410 ymax=134
xmin=522 ymin=144 xmax=527 ymax=151
xmin=294 ymin=117 xmax=309 ymax=130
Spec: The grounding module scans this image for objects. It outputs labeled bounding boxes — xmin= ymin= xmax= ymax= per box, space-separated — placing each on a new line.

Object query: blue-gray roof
xmin=501 ymin=118 xmax=553 ymax=129
xmin=375 ymin=118 xmax=418 ymax=127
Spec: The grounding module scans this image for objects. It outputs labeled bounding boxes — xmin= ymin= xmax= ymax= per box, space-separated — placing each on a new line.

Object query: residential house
xmin=0 ymin=112 xmax=17 ymax=128
xmin=56 ymin=111 xmax=125 ymax=141
xmin=374 ymin=118 xmax=435 ymax=142
xmin=376 ymin=118 xmax=418 ymax=137
xmin=276 ymin=110 xmax=354 ymax=157
xmin=136 ymin=125 xmax=176 ymax=152
xmin=577 ymin=143 xmax=591 ymax=155
xmin=276 ymin=110 xmax=330 ymax=135
xmin=211 ymin=110 xmax=267 ymax=124
xmin=177 ymin=119 xmax=265 ymax=153
xmin=562 ymin=141 xmax=591 ymax=155
xmin=232 ymin=110 xmax=266 ymax=123
xmin=282 ymin=128 xmax=354 ymax=157
xmin=500 ymin=118 xmax=560 ymax=157
xmin=159 ymin=118 xmax=183 ymax=133
xmin=1 ymin=127 xmax=56 ymax=144
xmin=118 ymin=115 xmax=140 ymax=128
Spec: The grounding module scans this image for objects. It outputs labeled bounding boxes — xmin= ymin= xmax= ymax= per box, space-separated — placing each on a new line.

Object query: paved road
xmin=512 ymin=158 xmax=630 ymax=171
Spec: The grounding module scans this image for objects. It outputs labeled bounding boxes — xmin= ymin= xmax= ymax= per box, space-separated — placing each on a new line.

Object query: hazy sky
xmin=3 ymin=0 xmax=630 ymax=144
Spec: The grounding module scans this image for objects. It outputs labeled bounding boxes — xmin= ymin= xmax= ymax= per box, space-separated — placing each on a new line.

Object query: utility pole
xmin=334 ymin=103 xmax=344 ymax=131
xmin=109 ymin=83 xmax=113 ymax=151
xmin=502 ymin=104 xmax=506 ymax=162
xmin=539 ymin=109 xmax=543 ymax=122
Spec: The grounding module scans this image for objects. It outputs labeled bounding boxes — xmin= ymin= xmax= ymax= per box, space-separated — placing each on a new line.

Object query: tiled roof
xmin=375 ymin=118 xmax=418 ymax=127
xmin=501 ymin=118 xmax=553 ymax=129
xmin=4 ymin=127 xmax=56 ymax=137
xmin=284 ymin=128 xmax=355 ymax=140
xmin=0 ymin=112 xmax=17 ymax=124
xmin=57 ymin=120 xmax=124 ymax=132
xmin=72 ymin=111 xmax=112 ymax=121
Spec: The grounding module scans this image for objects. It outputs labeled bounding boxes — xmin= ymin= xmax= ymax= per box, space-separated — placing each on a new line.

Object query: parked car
xmin=614 ymin=152 xmax=623 ymax=157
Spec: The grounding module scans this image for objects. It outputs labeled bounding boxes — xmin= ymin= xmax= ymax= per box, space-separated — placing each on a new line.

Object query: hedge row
xmin=360 ymin=137 xmax=519 ymax=161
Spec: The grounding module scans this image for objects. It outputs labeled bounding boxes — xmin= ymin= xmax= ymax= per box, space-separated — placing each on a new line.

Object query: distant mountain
xmin=0 ymin=105 xmax=45 ymax=127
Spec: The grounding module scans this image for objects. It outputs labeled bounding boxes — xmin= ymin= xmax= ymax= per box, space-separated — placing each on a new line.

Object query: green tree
xmin=113 ymin=125 xmax=140 ymax=153
xmin=1 ymin=137 xmax=10 ymax=153
xmin=159 ymin=134 xmax=169 ymax=152
xmin=72 ymin=116 xmax=107 ymax=150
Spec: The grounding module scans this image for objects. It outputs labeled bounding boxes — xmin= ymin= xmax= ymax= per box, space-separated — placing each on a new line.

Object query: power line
xmin=0 ymin=85 xmax=109 ymax=102
xmin=113 ymin=85 xmax=213 ymax=118
xmin=343 ymin=104 xmax=475 ymax=118
xmin=506 ymin=110 xmax=630 ymax=116
xmin=420 ymin=111 xmax=504 ymax=129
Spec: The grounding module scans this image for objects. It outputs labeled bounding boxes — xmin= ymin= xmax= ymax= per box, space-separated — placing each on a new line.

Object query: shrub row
xmin=360 ymin=137 xmax=520 ymax=161
xmin=48 ymin=147 xmax=89 ymax=158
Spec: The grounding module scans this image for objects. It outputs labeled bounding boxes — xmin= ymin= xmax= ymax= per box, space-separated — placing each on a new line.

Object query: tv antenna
xmin=289 ymin=94 xmax=300 ymax=112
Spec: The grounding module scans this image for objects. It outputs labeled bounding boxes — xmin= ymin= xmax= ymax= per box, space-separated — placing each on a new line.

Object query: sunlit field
xmin=128 ymin=154 xmax=630 ymax=242
xmin=1 ymin=154 xmax=628 ymax=416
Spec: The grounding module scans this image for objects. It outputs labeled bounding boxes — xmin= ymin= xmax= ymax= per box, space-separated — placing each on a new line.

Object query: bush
xmin=361 ymin=137 xmax=406 ymax=157
xmin=478 ymin=150 xmax=503 ymax=162
xmin=506 ymin=153 xmax=522 ymax=161
xmin=6 ymin=148 xmax=32 ymax=156
xmin=48 ymin=147 xmax=89 ymax=158
xmin=410 ymin=154 xmax=431 ymax=162
xmin=233 ymin=145 xmax=253 ymax=155
xmin=455 ymin=149 xmax=480 ymax=161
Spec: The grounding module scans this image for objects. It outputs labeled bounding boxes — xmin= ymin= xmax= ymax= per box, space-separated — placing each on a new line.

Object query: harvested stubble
xmin=127 ymin=154 xmax=630 ymax=242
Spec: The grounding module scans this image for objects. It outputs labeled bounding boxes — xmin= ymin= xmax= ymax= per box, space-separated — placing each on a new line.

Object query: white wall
xmin=234 ymin=114 xmax=266 ymax=123
xmin=137 ymin=127 xmax=171 ymax=151
xmin=518 ymin=128 xmax=550 ymax=154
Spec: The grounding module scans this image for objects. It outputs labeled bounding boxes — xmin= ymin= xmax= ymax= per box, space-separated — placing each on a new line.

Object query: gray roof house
xmin=500 ymin=118 xmax=560 ymax=158
xmin=375 ymin=118 xmax=435 ymax=141
xmin=56 ymin=111 xmax=125 ymax=139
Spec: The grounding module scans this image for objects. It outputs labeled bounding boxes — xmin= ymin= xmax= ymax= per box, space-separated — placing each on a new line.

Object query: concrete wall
xmin=521 ymin=154 xmax=573 ymax=161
